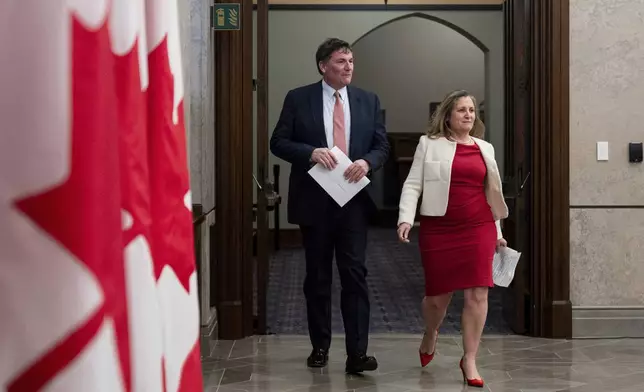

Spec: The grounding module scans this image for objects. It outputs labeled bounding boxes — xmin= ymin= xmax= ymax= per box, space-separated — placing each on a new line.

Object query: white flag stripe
xmin=0 ymin=0 xmax=202 ymax=389
xmin=0 ymin=0 xmax=70 ymax=200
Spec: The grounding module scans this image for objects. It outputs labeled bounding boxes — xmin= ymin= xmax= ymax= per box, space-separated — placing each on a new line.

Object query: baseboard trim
xmin=200 ymin=308 xmax=217 ymax=358
xmin=201 ymin=308 xmax=217 ymax=337
xmin=269 ymin=228 xmax=302 ymax=249
xmin=572 ymin=306 xmax=644 ymax=338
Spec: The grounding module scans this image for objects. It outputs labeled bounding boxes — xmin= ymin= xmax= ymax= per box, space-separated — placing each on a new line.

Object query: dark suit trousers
xmin=300 ymin=197 xmax=370 ymax=356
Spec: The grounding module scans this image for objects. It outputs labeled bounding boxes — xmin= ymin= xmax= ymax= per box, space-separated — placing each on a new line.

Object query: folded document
xmin=308 ymin=146 xmax=370 ymax=207
xmin=492 ymin=246 xmax=522 ymax=288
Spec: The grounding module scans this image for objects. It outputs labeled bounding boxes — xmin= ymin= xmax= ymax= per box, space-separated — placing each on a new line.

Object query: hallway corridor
xmin=201 ymin=335 xmax=644 ymax=391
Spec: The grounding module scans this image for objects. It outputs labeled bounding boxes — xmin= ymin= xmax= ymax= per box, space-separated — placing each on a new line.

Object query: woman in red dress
xmin=396 ymin=90 xmax=508 ymax=388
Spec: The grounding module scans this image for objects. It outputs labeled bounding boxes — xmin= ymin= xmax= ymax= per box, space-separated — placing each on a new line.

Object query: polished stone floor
xmin=201 ymin=334 xmax=644 ymax=391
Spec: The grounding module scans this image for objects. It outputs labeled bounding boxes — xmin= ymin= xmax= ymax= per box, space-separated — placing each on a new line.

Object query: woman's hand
xmin=496 ymin=237 xmax=507 ymax=251
xmin=397 ymin=222 xmax=412 ymax=243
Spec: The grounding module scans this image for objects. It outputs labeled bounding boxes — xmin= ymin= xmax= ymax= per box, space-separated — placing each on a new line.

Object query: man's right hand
xmin=311 ymin=148 xmax=338 ymax=170
xmin=397 ymin=222 xmax=412 ymax=243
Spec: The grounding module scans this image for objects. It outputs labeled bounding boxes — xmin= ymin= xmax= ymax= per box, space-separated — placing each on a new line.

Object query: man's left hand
xmin=344 ymin=159 xmax=370 ymax=183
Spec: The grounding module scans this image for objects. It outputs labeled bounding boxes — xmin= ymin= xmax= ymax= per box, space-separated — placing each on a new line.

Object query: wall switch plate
xmin=629 ymin=142 xmax=643 ymax=163
xmin=597 ymin=141 xmax=609 ymax=161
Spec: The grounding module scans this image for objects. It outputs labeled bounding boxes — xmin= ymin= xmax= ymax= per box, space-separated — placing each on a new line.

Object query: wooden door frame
xmin=528 ymin=0 xmax=571 ymax=339
xmin=504 ymin=0 xmax=571 ymax=339
xmin=213 ymin=0 xmax=255 ymax=340
xmin=212 ymin=1 xmax=572 ymax=339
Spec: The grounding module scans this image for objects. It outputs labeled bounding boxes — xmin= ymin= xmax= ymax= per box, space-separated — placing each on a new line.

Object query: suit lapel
xmin=310 ymin=82 xmax=328 ymax=148
xmin=473 ymin=138 xmax=492 ymax=167
xmin=347 ymin=86 xmax=359 ymax=160
xmin=436 ymin=137 xmax=457 ymax=161
xmin=473 ymin=138 xmax=501 ymax=190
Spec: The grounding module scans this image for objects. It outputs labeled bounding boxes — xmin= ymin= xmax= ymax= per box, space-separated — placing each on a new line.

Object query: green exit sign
xmin=211 ymin=4 xmax=241 ymax=31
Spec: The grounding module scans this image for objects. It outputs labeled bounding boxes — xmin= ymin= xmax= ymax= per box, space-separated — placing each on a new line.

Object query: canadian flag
xmin=0 ymin=1 xmax=203 ymax=391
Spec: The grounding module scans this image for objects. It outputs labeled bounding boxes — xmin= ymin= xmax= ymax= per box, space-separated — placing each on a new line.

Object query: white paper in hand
xmin=492 ymin=246 xmax=521 ymax=288
xmin=308 ymin=146 xmax=370 ymax=207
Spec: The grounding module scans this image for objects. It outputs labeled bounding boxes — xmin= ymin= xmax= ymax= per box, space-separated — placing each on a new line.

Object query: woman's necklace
xmin=455 ymin=136 xmax=473 ymax=145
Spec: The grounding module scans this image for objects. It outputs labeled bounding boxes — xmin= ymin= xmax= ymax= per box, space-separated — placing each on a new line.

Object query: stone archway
xmin=350 ymin=13 xmax=488 ymax=215
xmin=352 ymin=12 xmax=489 ymax=52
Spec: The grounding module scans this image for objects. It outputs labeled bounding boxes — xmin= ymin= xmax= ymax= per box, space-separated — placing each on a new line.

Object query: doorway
xmin=264 ymin=12 xmax=513 ymax=336
xmin=213 ymin=0 xmax=571 ymax=340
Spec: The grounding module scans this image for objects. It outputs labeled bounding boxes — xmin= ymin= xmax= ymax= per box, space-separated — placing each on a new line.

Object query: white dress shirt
xmin=322 ymin=80 xmax=351 ymax=151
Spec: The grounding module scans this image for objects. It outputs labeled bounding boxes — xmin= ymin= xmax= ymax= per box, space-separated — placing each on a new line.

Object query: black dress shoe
xmin=345 ymin=354 xmax=378 ymax=374
xmin=307 ymin=348 xmax=329 ymax=368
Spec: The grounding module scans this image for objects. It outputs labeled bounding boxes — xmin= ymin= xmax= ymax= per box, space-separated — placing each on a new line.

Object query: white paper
xmin=308 ymin=146 xmax=370 ymax=207
xmin=492 ymin=246 xmax=522 ymax=288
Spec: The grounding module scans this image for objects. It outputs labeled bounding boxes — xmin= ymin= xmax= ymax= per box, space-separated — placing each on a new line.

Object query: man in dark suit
xmin=270 ymin=38 xmax=389 ymax=373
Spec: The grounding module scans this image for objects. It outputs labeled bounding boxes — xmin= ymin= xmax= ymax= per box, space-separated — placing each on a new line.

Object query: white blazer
xmin=397 ymin=135 xmax=509 ymax=240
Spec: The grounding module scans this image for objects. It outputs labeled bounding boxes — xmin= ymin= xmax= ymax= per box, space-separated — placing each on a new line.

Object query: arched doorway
xmin=350 ymin=13 xmax=489 ymax=214
xmin=265 ymin=12 xmax=516 ymax=336
xmin=213 ymin=0 xmax=571 ymax=340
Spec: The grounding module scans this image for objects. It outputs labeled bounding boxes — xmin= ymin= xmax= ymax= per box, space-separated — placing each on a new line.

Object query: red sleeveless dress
xmin=418 ymin=143 xmax=497 ymax=296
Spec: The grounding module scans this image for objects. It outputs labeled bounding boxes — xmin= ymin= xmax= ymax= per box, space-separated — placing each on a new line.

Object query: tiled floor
xmin=201 ymin=334 xmax=644 ymax=391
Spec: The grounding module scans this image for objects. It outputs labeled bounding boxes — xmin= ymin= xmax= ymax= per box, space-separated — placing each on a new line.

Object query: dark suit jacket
xmin=270 ymin=81 xmax=390 ymax=226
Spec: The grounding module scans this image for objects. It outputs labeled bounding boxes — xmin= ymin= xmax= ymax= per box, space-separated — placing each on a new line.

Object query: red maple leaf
xmin=11 ymin=16 xmax=130 ymax=391
xmin=9 ymin=6 xmax=202 ymax=391
xmin=147 ymin=34 xmax=202 ymax=392
xmin=147 ymin=39 xmax=194 ymax=291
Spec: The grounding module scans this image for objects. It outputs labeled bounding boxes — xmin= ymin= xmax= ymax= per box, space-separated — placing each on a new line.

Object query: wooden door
xmin=502 ymin=0 xmax=532 ymax=335
xmin=254 ymin=0 xmax=270 ymax=335
xmin=213 ymin=0 xmax=255 ymax=340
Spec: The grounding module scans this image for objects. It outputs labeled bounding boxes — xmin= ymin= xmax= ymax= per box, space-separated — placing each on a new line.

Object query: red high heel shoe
xmin=459 ymin=357 xmax=484 ymax=388
xmin=419 ymin=330 xmax=438 ymax=367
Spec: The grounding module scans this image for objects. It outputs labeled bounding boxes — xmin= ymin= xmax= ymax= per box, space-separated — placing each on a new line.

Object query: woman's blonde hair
xmin=426 ymin=90 xmax=485 ymax=140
